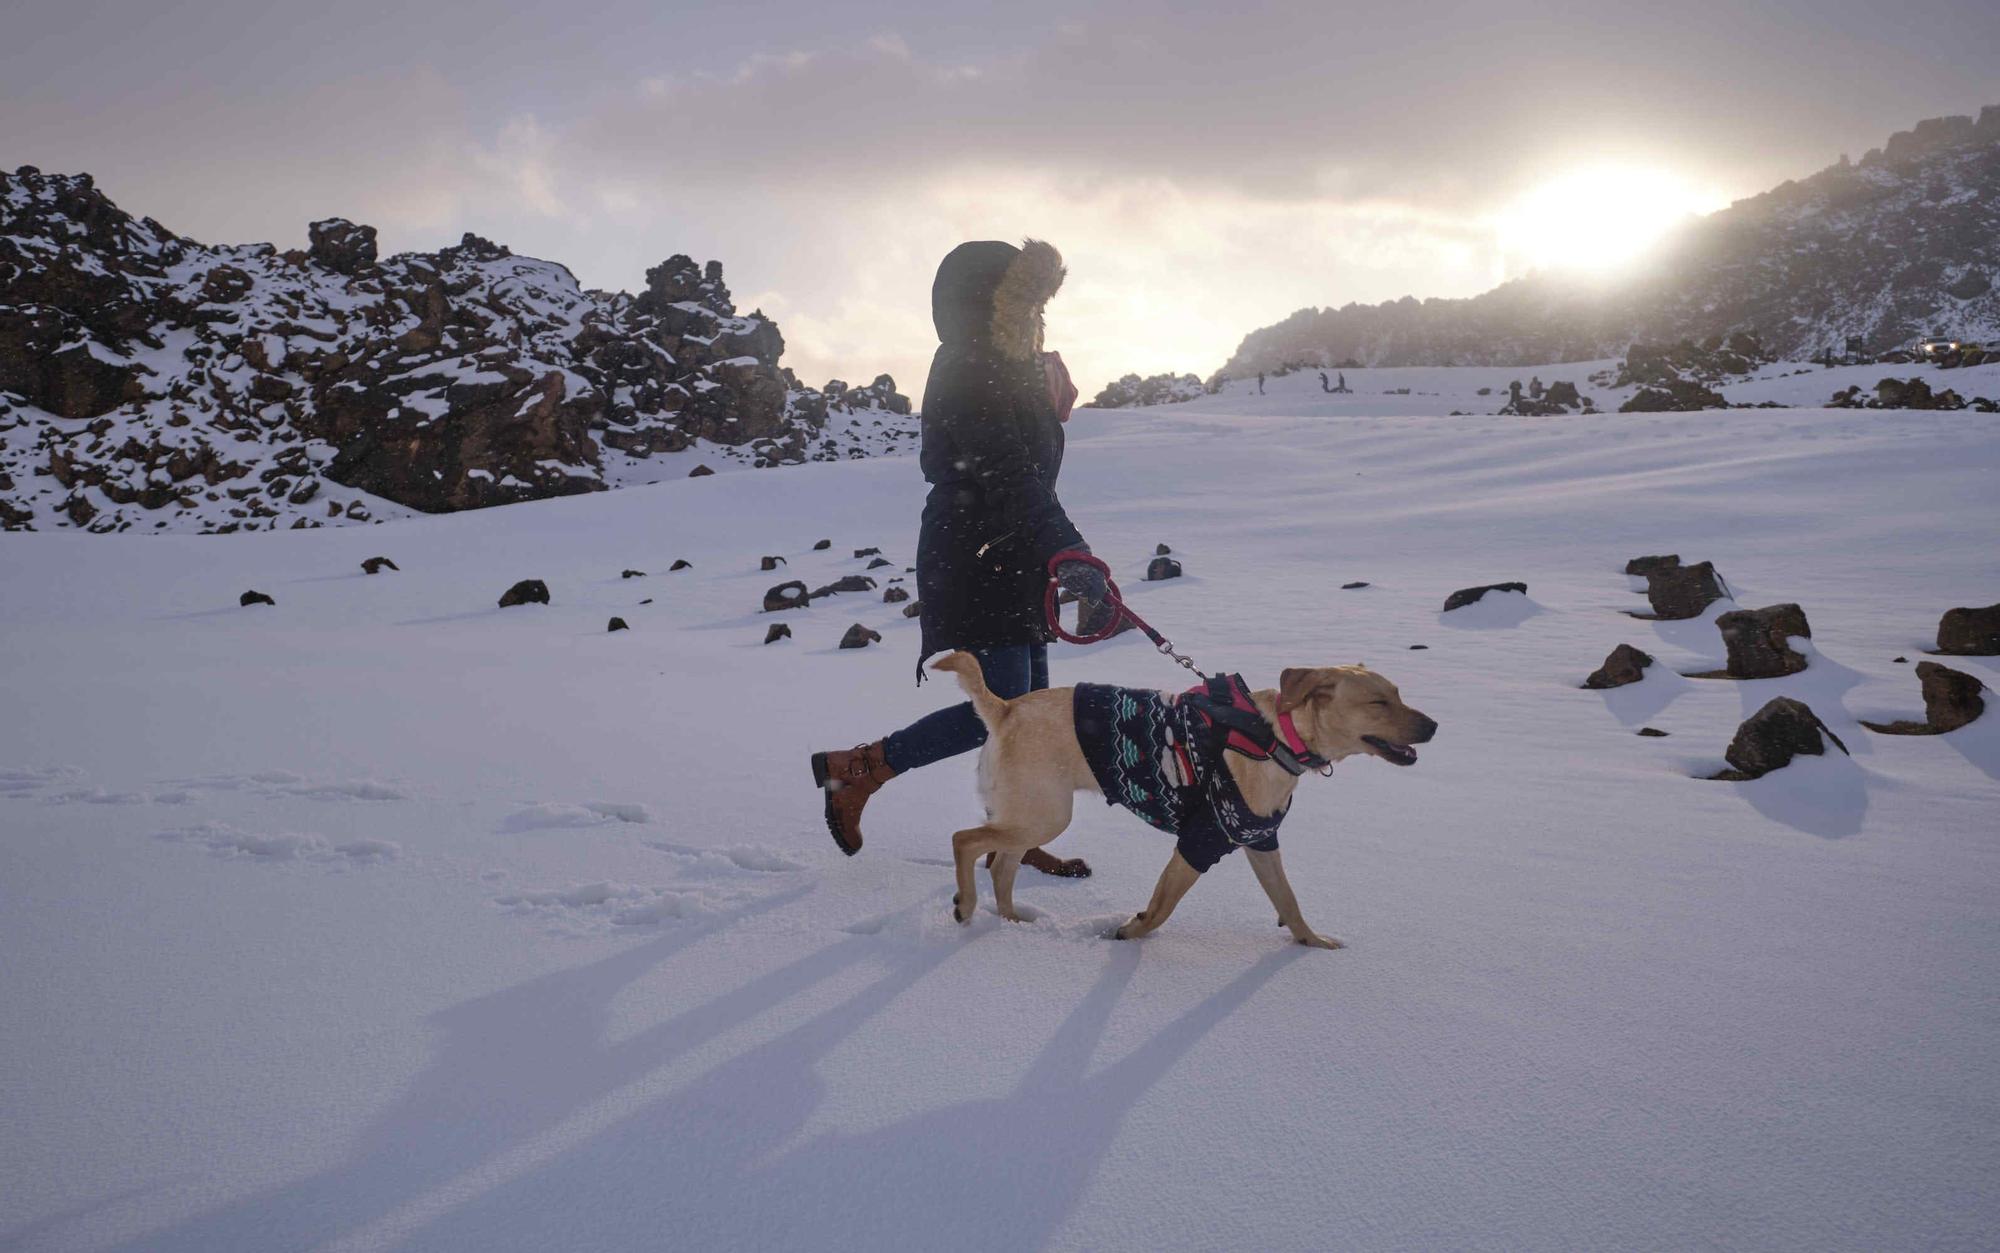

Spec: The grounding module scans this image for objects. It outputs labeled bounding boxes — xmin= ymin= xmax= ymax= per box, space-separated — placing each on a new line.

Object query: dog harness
xmin=1073 ymin=675 xmax=1322 ymax=873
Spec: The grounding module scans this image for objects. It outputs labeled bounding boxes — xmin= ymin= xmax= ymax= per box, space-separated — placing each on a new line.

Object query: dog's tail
xmin=929 ymin=651 xmax=1010 ymax=733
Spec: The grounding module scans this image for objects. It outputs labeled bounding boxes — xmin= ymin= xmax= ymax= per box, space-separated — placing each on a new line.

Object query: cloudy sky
xmin=6 ymin=0 xmax=1996 ymax=395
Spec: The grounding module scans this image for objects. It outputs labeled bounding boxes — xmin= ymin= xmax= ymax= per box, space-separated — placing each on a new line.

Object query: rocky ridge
xmin=0 ymin=168 xmax=912 ymax=532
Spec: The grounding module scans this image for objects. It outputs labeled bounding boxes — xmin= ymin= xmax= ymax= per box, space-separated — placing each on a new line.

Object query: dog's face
xmin=1278 ymin=665 xmax=1437 ymax=767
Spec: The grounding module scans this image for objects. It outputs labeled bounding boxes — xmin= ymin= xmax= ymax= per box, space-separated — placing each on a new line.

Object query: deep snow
xmin=2 ymin=387 xmax=1997 ymax=1251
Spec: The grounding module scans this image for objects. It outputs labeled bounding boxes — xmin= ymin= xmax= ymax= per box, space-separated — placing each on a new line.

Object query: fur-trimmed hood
xmin=930 ymin=238 xmax=1066 ymax=360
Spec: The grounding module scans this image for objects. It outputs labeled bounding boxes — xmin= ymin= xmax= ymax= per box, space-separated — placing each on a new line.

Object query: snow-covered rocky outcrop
xmin=1089 ymin=371 xmax=1206 ymax=408
xmin=1221 ymin=106 xmax=2000 ymax=374
xmin=0 ymin=168 xmax=913 ymax=532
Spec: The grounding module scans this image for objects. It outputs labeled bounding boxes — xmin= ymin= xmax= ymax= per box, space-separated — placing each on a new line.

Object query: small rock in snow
xmin=1624 ymin=554 xmax=1681 ymax=577
xmin=361 ymin=556 xmax=399 ymax=574
xmin=867 ymin=557 xmax=893 ymax=570
xmin=621 ymin=568 xmax=646 ymax=579
xmin=883 ymin=586 xmax=909 ymax=604
xmin=1341 ymin=581 xmax=1370 ymax=590
xmin=1146 ymin=556 xmax=1182 ymax=581
xmin=670 ymin=559 xmax=692 ymax=571
xmin=607 ymin=617 xmax=629 ymax=633
xmin=813 ymin=539 xmax=832 ymax=550
xmin=1584 ymin=644 xmax=1655 ymax=689
xmin=1713 ymin=697 xmax=1847 ymax=780
xmin=688 ymin=465 xmax=714 ymax=478
xmin=764 ymin=623 xmax=792 ymax=644
xmin=498 ymin=579 xmax=550 ymax=608
xmin=1637 ymin=727 xmax=1670 ymax=737
xmin=1934 ymin=602 xmax=2000 ymax=655
xmin=839 ymin=623 xmax=882 ymax=650
xmin=1443 ymin=582 xmax=1526 ymax=611
xmin=239 ymin=589 xmax=275 ymax=607
xmin=763 ymin=581 xmax=809 ymax=612
xmin=761 ymin=555 xmax=787 ymax=571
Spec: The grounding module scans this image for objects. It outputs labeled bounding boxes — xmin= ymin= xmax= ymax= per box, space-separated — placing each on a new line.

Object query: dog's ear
xmin=1278 ymin=667 xmax=1339 ymax=714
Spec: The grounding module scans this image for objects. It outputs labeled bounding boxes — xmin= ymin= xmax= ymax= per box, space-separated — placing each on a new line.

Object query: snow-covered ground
xmin=2 ymin=397 xmax=1996 ymax=1251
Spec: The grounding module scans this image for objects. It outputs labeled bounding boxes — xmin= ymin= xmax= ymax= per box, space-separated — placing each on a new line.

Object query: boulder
xmin=763 ymin=580 xmax=809 ymax=612
xmin=1863 ymin=662 xmax=1986 ymax=734
xmin=883 ymin=586 xmax=910 ymax=604
xmin=239 ymin=589 xmax=274 ymax=607
xmin=307 ymin=218 xmax=378 ymax=274
xmin=764 ymin=623 xmax=792 ymax=644
xmin=1716 ymin=603 xmax=1812 ymax=678
xmin=1408 ymin=644 xmax=1429 ymax=650
xmin=1156 ymin=543 xmax=1173 ymax=555
xmin=1919 ymin=661 xmax=1986 ymax=731
xmin=760 ymin=555 xmax=786 ymax=571
xmin=1716 ymin=697 xmax=1848 ymax=779
xmin=1935 ymin=603 xmax=2000 ymax=655
xmin=854 ymin=547 xmax=881 ymax=558
xmin=688 ymin=465 xmax=715 ymax=478
xmin=1442 ymin=582 xmax=1527 ymax=612
xmin=811 ymin=575 xmax=877 ymax=597
xmin=1544 ymin=380 xmax=1582 ymax=408
xmin=607 ymin=617 xmax=629 ymax=632
xmin=1643 ymin=561 xmax=1727 ymax=619
xmin=361 ymin=556 xmax=398 ymax=574
xmin=1584 ymin=644 xmax=1655 ymax=689
xmin=1341 ymin=581 xmax=1370 ymax=590
xmin=1624 ymin=554 xmax=1680 ymax=577
xmin=867 ymin=557 xmax=893 ymax=569
xmin=621 ymin=568 xmax=646 ymax=579
xmin=902 ymin=600 xmax=923 ymax=619
xmin=813 ymin=539 xmax=832 ymax=550
xmin=498 ymin=579 xmax=550 ymax=608
xmin=839 ymin=623 xmax=882 ymax=650
xmin=1637 ymin=727 xmax=1670 ymax=737
xmin=1146 ymin=556 xmax=1183 ymax=581
xmin=670 ymin=559 xmax=692 ymax=571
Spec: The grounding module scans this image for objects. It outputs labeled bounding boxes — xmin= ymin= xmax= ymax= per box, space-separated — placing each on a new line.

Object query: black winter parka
xmin=915 ymin=239 xmax=1085 ymax=675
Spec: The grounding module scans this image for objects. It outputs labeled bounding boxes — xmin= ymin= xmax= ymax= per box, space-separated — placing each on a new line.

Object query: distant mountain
xmin=0 ymin=168 xmax=912 ymax=532
xmin=1221 ymin=106 xmax=2000 ymax=376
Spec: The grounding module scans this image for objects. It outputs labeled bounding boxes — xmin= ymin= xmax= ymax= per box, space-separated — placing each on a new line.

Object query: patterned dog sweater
xmin=1072 ymin=682 xmax=1286 ymax=872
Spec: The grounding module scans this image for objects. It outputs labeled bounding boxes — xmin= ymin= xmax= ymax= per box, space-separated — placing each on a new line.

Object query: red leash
xmin=1044 ymin=550 xmax=1206 ymax=679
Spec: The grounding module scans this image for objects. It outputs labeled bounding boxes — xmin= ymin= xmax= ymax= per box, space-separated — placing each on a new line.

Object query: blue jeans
xmin=883 ymin=643 xmax=1049 ymax=773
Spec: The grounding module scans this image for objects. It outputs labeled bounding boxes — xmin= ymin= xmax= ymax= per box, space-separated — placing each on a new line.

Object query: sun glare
xmin=1497 ymin=165 xmax=1728 ymax=277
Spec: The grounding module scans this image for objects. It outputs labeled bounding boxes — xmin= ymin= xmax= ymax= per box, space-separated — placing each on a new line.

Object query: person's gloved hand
xmin=1055 ymin=549 xmax=1109 ymax=607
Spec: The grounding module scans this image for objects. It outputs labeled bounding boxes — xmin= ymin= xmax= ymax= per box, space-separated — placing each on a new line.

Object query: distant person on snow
xmin=1529 ymin=376 xmax=1544 ymax=399
xmin=811 ymin=239 xmax=1094 ymax=878
xmin=1257 ymin=371 xmax=1266 ymax=394
xmin=1337 ymin=371 xmax=1348 ymax=393
xmin=1319 ymin=371 xmax=1332 ymax=393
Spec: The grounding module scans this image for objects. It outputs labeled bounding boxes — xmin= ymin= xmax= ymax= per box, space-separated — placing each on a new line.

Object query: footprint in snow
xmin=497 ymin=801 xmax=653 ymax=834
xmin=644 ymin=839 xmax=807 ymax=876
xmin=156 ymin=821 xmax=400 ymax=864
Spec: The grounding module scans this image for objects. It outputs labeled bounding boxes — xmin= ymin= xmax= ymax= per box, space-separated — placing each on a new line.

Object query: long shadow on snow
xmin=406 ymin=941 xmax=1304 ymax=1252
xmin=104 ymin=883 xmax=820 ymax=1253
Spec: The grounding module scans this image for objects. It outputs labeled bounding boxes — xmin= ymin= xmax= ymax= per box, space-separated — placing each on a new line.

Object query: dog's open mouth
xmin=1363 ymin=735 xmax=1419 ymax=767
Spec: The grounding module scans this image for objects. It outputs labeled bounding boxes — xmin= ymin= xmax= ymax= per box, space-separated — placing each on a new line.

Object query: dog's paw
xmin=1296 ymin=931 xmax=1345 ymax=950
xmin=952 ymin=893 xmax=972 ymax=925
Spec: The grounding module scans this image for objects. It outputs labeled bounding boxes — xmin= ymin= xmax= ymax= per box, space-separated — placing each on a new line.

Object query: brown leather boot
xmin=811 ymin=741 xmax=896 ymax=856
xmin=989 ymin=847 xmax=1093 ymax=878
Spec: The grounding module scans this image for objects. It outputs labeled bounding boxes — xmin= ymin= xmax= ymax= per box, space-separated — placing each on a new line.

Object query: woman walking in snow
xmin=810 ymin=239 xmax=1100 ymax=878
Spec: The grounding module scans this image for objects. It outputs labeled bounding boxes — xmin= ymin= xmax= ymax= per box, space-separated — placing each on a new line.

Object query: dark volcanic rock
xmin=1637 ymin=727 xmax=1670 ymax=737
xmin=867 ymin=557 xmax=893 ymax=569
xmin=1716 ymin=697 xmax=1848 ymax=779
xmin=1620 ymin=379 xmax=1726 ymax=412
xmin=761 ymin=555 xmax=786 ymax=571
xmin=1716 ymin=603 xmax=1812 ymax=678
xmin=607 ymin=617 xmax=628 ymax=632
xmin=1342 ymin=581 xmax=1370 ymax=590
xmin=498 ymin=579 xmax=549 ymax=608
xmin=361 ymin=556 xmax=398 ymax=574
xmin=763 ymin=580 xmax=809 ymax=612
xmin=903 ymin=600 xmax=923 ymax=619
xmin=1408 ymin=644 xmax=1429 ymax=650
xmin=1935 ymin=603 xmax=2000 ymax=655
xmin=688 ymin=465 xmax=715 ymax=478
xmin=883 ymin=586 xmax=910 ymax=604
xmin=621 ymin=568 xmax=646 ymax=579
xmin=839 ymin=623 xmax=882 ymax=650
xmin=853 ymin=548 xmax=881 ymax=558
xmin=1643 ymin=561 xmax=1727 ymax=620
xmin=670 ymin=559 xmax=692 ymax=571
xmin=1584 ymin=644 xmax=1655 ymax=689
xmin=1146 ymin=556 xmax=1183 ymax=581
xmin=1156 ymin=543 xmax=1172 ymax=555
xmin=1863 ymin=661 xmax=1987 ymax=734
xmin=764 ymin=622 xmax=791 ymax=644
xmin=1625 ymin=554 xmax=1681 ymax=577
xmin=812 ymin=575 xmax=877 ymax=598
xmin=813 ymin=539 xmax=831 ymax=550
xmin=1443 ymin=582 xmax=1527 ymax=611
xmin=307 ymin=218 xmax=378 ymax=274
xmin=239 ymin=589 xmax=274 ymax=607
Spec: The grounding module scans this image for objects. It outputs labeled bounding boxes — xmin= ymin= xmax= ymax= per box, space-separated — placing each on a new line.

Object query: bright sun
xmin=1496 ymin=165 xmax=1729 ymax=277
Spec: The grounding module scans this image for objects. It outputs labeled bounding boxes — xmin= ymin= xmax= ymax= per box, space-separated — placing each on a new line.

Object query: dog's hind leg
xmin=989 ymin=851 xmax=1024 ymax=921
xmin=950 ymin=825 xmax=1009 ymax=923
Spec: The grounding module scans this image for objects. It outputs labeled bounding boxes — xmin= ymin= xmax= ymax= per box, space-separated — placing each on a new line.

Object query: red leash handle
xmin=1044 ymin=550 xmax=1122 ymax=644
xmin=1045 ymin=550 xmax=1207 ymax=677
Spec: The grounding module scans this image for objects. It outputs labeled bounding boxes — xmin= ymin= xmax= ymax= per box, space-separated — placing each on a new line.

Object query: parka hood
xmin=930 ymin=238 xmax=1066 ymax=360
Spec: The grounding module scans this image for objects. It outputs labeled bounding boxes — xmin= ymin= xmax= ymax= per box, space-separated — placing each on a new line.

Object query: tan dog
xmin=929 ymin=654 xmax=1436 ymax=946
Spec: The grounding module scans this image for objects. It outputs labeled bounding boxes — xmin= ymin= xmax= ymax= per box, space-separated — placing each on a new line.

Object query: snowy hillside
xmin=1224 ymin=106 xmax=2000 ymax=372
xmin=0 ymin=167 xmax=915 ymax=534
xmin=2 ymin=397 xmax=1997 ymax=1251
